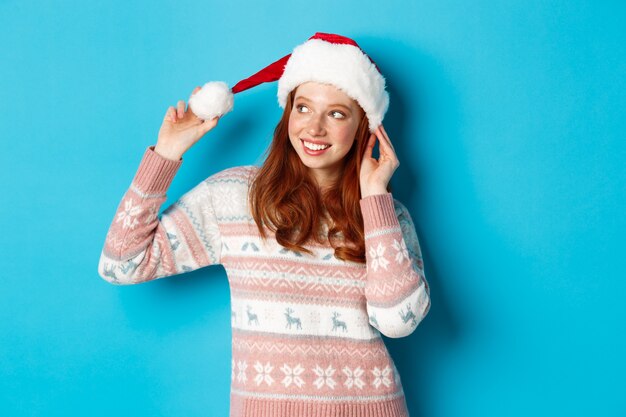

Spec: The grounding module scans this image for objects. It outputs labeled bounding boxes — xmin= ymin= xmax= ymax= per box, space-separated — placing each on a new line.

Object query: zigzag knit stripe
xmin=232 ymin=328 xmax=387 ymax=358
xmin=219 ymin=222 xmax=337 ymax=250
xmin=231 ymin=287 xmax=364 ymax=307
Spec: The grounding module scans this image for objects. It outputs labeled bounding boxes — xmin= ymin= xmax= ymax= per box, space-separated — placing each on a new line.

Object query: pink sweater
xmin=98 ymin=145 xmax=431 ymax=417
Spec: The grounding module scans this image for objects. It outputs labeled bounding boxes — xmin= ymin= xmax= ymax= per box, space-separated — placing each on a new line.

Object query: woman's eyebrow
xmin=295 ymin=96 xmax=352 ymax=111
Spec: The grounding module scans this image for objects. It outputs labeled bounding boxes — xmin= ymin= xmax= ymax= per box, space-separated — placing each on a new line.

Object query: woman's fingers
xmin=376 ymin=126 xmax=396 ymax=156
xmin=177 ymin=100 xmax=186 ymax=119
xmin=365 ymin=133 xmax=377 ymax=159
xmin=376 ymin=125 xmax=393 ymax=153
xmin=167 ymin=88 xmax=202 ymax=123
xmin=375 ymin=126 xmax=400 ymax=167
xmin=164 ymin=106 xmax=176 ymax=123
xmin=172 ymin=87 xmax=203 ymax=120
xmin=379 ymin=125 xmax=396 ymax=153
xmin=199 ymin=116 xmax=220 ymax=134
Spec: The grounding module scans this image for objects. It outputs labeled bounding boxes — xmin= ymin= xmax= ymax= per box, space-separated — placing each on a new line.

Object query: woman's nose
xmin=307 ymin=115 xmax=326 ymax=136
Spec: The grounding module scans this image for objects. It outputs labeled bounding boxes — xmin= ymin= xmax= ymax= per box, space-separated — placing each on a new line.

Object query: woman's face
xmin=288 ymin=81 xmax=363 ymax=189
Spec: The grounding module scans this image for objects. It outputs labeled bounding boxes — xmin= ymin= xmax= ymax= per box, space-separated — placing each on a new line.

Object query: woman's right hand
xmin=155 ymin=86 xmax=220 ymax=160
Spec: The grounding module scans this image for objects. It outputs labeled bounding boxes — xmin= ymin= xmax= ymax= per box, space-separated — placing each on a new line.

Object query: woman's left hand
xmin=360 ymin=124 xmax=400 ymax=198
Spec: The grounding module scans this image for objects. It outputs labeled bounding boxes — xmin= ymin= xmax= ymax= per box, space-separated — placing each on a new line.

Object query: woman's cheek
xmin=336 ymin=125 xmax=355 ymax=144
xmin=288 ymin=114 xmax=301 ymax=130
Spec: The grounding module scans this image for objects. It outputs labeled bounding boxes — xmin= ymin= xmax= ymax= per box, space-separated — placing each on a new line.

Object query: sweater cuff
xmin=131 ymin=145 xmax=183 ymax=194
xmin=359 ymin=192 xmax=399 ymax=232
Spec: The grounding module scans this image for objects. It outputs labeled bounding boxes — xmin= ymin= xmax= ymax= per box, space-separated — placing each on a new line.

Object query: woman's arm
xmin=97 ymin=145 xmax=223 ymax=285
xmin=360 ymin=192 xmax=431 ymax=338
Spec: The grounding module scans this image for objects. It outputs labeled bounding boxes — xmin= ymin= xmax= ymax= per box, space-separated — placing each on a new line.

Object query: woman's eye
xmin=296 ymin=105 xmax=344 ymax=119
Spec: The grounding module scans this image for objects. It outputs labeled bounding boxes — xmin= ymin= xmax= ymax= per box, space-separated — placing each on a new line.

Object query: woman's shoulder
xmin=197 ymin=165 xmax=259 ymax=216
xmin=203 ymin=164 xmax=260 ymax=186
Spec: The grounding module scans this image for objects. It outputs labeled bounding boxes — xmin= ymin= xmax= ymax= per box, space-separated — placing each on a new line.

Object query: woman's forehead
xmin=294 ymin=81 xmax=357 ymax=107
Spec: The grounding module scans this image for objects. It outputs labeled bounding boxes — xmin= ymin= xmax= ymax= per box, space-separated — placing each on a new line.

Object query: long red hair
xmin=248 ymin=88 xmax=392 ymax=264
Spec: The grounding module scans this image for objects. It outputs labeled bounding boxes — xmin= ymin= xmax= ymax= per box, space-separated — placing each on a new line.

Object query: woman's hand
xmin=360 ymin=124 xmax=400 ymax=198
xmin=155 ymin=86 xmax=221 ymax=161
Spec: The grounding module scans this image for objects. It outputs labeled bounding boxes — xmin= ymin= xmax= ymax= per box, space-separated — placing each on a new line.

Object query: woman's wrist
xmin=360 ymin=186 xmax=389 ymax=199
xmin=154 ymin=142 xmax=184 ymax=161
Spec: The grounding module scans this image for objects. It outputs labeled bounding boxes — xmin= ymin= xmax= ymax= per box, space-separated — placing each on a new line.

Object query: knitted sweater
xmin=98 ymin=145 xmax=431 ymax=417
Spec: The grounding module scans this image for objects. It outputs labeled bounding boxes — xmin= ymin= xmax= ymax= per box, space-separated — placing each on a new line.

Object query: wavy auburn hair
xmin=248 ymin=87 xmax=392 ymax=264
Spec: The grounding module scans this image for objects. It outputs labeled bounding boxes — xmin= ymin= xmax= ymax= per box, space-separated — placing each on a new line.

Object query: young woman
xmin=99 ymin=32 xmax=430 ymax=417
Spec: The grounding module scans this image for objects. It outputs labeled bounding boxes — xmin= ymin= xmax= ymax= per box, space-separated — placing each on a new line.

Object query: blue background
xmin=1 ymin=1 xmax=624 ymax=416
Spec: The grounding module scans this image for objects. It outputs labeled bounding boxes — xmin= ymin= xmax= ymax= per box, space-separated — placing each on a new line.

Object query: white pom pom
xmin=188 ymin=81 xmax=234 ymax=120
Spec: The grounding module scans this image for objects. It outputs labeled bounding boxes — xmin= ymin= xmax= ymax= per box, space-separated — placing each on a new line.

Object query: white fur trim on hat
xmin=277 ymin=38 xmax=389 ymax=133
xmin=188 ymin=81 xmax=234 ymax=120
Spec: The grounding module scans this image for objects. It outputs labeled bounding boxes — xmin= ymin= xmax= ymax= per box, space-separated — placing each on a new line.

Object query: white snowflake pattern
xmin=280 ymin=363 xmax=306 ymax=388
xmin=313 ymin=364 xmax=337 ymax=389
xmin=231 ymin=358 xmax=235 ymax=382
xmin=116 ymin=197 xmax=141 ymax=230
xmin=368 ymin=242 xmax=389 ymax=272
xmin=392 ymin=238 xmax=409 ymax=264
xmin=371 ymin=365 xmax=392 ymax=388
xmin=236 ymin=360 xmax=248 ymax=384
xmin=342 ymin=366 xmax=365 ymax=389
xmin=253 ymin=361 xmax=274 ymax=386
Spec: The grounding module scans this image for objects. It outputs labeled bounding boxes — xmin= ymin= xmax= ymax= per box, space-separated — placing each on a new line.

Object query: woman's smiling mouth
xmin=301 ymin=139 xmax=332 ymax=155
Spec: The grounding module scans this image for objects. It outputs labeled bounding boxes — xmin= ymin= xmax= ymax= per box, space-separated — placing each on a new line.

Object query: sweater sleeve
xmin=359 ymin=192 xmax=431 ymax=338
xmin=97 ymin=145 xmax=223 ymax=285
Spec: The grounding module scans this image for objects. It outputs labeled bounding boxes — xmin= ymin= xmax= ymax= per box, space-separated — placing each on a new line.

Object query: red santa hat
xmin=188 ymin=32 xmax=389 ymax=133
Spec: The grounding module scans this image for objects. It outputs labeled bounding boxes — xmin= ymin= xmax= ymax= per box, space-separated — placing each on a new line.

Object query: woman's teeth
xmin=303 ymin=140 xmax=330 ymax=151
